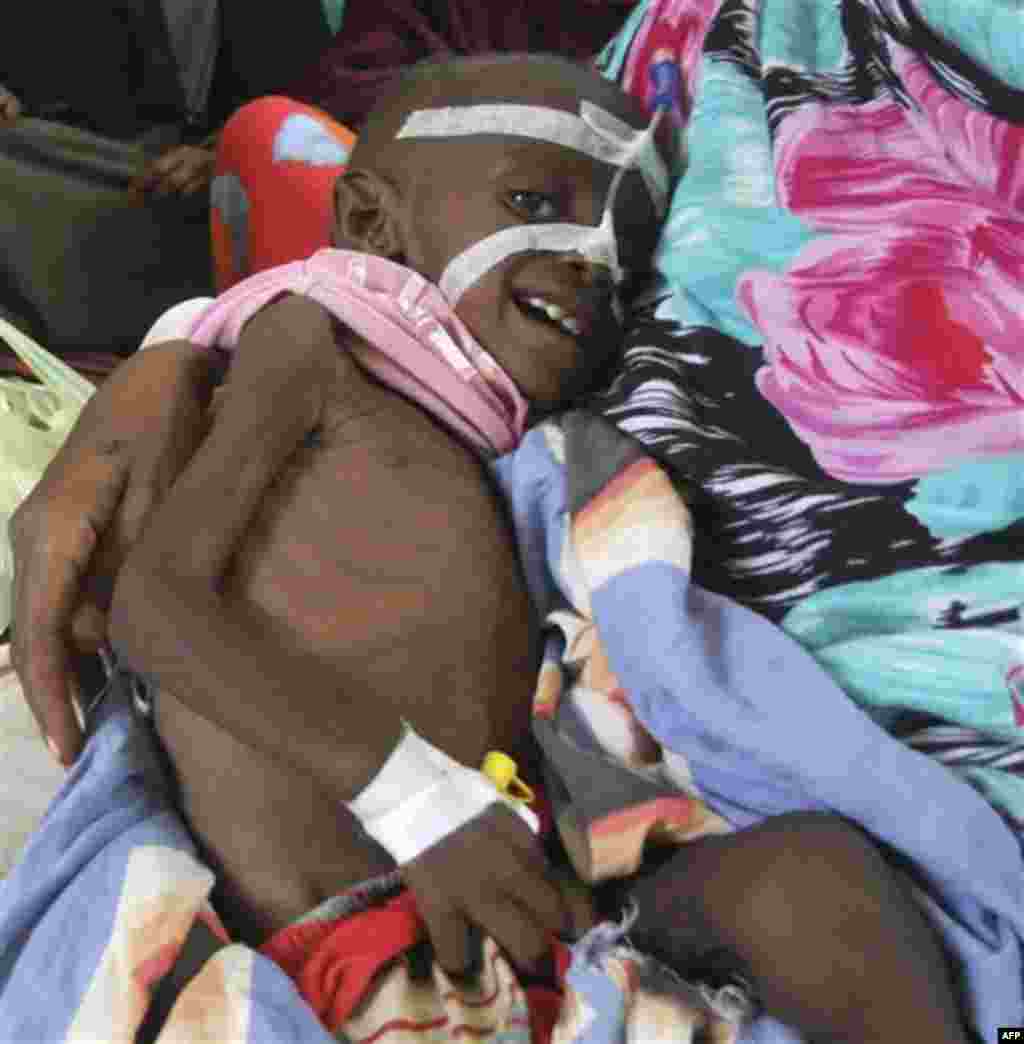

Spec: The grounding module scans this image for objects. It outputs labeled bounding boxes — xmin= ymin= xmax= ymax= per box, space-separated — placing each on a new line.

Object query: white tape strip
xmin=439 ymin=221 xmax=622 ymax=305
xmin=398 ymin=103 xmax=668 ymax=214
xmin=348 ymin=723 xmax=537 ymax=864
xmin=348 ymin=723 xmax=446 ymax=821
xmin=580 ymin=100 xmax=668 ymax=216
xmin=399 ymin=104 xmax=622 ymax=162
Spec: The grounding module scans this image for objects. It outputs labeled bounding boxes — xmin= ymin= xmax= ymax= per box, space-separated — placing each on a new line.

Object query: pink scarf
xmin=188 ymin=249 xmax=529 ymax=456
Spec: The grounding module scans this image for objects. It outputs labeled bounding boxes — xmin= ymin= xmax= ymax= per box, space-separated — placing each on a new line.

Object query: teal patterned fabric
xmin=595 ymin=0 xmax=1024 ymax=836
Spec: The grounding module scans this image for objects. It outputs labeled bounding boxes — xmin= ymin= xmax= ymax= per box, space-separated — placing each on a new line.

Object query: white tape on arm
xmin=348 ymin=723 xmax=538 ymax=864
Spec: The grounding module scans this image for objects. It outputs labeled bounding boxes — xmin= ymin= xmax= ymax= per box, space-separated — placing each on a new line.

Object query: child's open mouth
xmin=515 ymin=294 xmax=584 ymax=338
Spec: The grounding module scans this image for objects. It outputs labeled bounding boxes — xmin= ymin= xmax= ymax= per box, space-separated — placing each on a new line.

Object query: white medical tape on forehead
xmin=438 ymin=220 xmax=621 ymax=306
xmin=397 ymin=103 xmax=668 ymax=216
xmin=415 ymin=99 xmax=671 ymax=310
xmin=436 ymin=109 xmax=671 ymax=307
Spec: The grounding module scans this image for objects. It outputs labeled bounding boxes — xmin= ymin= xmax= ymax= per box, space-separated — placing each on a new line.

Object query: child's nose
xmin=556 ymin=252 xmax=616 ymax=290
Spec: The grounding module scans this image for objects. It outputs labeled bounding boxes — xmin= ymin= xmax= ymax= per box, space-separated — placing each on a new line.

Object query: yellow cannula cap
xmin=481 ymin=751 xmax=535 ymax=805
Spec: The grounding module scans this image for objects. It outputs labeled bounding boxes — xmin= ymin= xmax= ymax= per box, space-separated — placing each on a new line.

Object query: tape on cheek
xmin=438 ymin=221 xmax=623 ymax=306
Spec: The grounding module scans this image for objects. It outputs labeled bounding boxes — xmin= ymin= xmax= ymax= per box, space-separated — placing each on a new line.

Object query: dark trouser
xmin=0 ymin=118 xmax=214 ymax=355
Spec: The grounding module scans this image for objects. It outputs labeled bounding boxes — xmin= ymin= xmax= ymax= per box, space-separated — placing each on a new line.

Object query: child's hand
xmin=130 ymin=144 xmax=215 ymax=201
xmin=0 ymin=85 xmax=21 ymax=127
xmin=401 ymin=804 xmax=582 ymax=978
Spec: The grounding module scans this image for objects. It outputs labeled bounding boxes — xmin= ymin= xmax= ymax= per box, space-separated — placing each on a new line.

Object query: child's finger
xmin=418 ymin=900 xmax=479 ymax=980
xmin=471 ymin=892 xmax=550 ymax=973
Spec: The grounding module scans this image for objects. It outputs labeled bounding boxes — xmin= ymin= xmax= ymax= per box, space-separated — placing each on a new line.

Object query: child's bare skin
xmin=107 ymin=54 xmax=971 ymax=1040
xmin=154 ymin=338 xmax=538 ymax=943
xmin=609 ymin=813 xmax=971 ymax=1043
xmin=110 ymin=55 xmax=652 ymax=965
xmin=153 ymin=316 xmax=544 ymax=944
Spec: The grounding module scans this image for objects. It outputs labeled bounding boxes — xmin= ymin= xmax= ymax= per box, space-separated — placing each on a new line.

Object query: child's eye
xmin=508 ymin=190 xmax=562 ymax=222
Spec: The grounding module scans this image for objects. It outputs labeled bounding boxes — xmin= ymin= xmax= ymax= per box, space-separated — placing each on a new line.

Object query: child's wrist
xmin=348 ymin=723 xmax=447 ymax=821
xmin=347 ymin=723 xmax=538 ymax=864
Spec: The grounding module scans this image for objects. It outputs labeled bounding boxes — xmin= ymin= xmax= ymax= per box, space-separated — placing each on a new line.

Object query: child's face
xmin=390 ymin=68 xmax=666 ymax=411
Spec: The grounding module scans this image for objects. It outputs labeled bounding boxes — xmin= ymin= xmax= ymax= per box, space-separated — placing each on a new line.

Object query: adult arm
xmin=107 ymin=293 xmax=402 ymax=790
xmin=9 ymin=340 xmax=224 ymax=764
xmin=129 ymin=138 xmax=217 ymax=201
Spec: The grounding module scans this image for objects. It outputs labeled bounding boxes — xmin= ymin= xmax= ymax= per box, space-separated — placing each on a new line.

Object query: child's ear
xmin=332 ymin=168 xmax=405 ymax=259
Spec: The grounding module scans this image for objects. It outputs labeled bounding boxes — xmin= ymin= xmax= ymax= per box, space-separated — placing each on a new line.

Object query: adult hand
xmin=9 ymin=341 xmax=222 ymax=765
xmin=401 ymin=803 xmax=592 ymax=979
xmin=0 ymin=85 xmax=21 ymax=127
xmin=130 ymin=144 xmax=216 ymax=201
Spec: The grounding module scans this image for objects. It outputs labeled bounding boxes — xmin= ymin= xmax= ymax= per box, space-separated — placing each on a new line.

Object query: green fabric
xmin=321 ymin=0 xmax=346 ymax=36
xmin=0 ymin=118 xmax=214 ymax=354
xmin=594 ymin=0 xmax=651 ymax=82
xmin=0 ymin=317 xmax=95 ymax=635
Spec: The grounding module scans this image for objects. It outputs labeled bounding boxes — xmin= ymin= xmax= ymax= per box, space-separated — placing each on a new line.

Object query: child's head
xmin=332 ymin=53 xmax=669 ymax=412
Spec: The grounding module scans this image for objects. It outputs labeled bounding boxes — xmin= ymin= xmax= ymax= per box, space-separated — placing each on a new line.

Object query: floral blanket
xmin=499 ymin=412 xmax=1023 ymax=1041
xmin=596 ymin=0 xmax=1024 ymax=833
xmin=2 ymin=1 xmax=1024 ymax=1039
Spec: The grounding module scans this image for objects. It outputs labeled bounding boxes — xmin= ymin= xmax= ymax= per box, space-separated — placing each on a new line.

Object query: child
xmin=110 ymin=49 xmax=664 ymax=959
xmin=108 ymin=53 xmax=969 ymax=1043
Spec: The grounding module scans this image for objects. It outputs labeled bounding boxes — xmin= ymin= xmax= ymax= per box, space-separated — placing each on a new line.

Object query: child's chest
xmin=221 ymin=377 xmax=520 ymax=667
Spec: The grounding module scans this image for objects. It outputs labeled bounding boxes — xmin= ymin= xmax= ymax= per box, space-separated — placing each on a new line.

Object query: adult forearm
xmin=62 ymin=340 xmax=223 ymax=455
xmin=109 ymin=564 xmax=402 ymax=801
xmin=107 ymin=294 xmax=403 ymax=800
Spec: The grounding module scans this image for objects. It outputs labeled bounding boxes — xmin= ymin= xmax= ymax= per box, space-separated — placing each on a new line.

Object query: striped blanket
xmin=499 ymin=411 xmax=1024 ymax=1041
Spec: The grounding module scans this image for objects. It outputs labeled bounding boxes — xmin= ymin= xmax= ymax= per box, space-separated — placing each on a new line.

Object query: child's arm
xmin=107 ymin=293 xmax=572 ymax=973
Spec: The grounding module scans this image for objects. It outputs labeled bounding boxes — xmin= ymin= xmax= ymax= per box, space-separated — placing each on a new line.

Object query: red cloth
xmin=260 ymin=888 xmax=570 ymax=1041
xmin=286 ymin=0 xmax=639 ymax=129
xmin=261 ymin=891 xmax=423 ymax=1032
xmin=210 ymin=96 xmax=356 ymax=291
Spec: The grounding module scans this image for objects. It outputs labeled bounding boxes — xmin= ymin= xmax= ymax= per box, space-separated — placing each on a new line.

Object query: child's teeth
xmin=522 ymin=296 xmax=578 ymax=334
